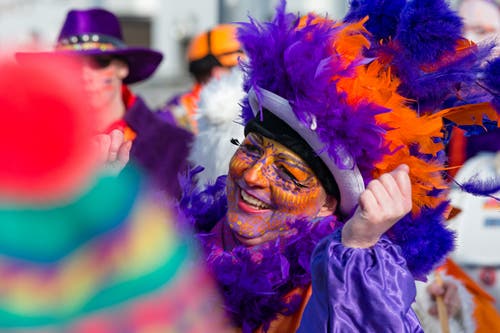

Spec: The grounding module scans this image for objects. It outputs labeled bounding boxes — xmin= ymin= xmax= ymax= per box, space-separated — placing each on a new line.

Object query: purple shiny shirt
xmin=298 ymin=230 xmax=423 ymax=332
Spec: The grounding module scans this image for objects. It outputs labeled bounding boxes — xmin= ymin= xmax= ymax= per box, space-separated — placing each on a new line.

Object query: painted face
xmin=226 ymin=132 xmax=332 ymax=246
xmin=80 ymin=56 xmax=128 ymax=121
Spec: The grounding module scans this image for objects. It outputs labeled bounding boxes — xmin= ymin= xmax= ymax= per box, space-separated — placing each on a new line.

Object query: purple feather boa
xmin=201 ymin=217 xmax=338 ymax=332
xmin=388 ymin=202 xmax=455 ymax=280
xmin=124 ymin=96 xmax=193 ymax=198
xmin=344 ymin=0 xmax=498 ymax=123
xmin=345 ymin=0 xmax=406 ymax=41
xmin=482 ymin=58 xmax=500 ymax=112
xmin=395 ymin=0 xmax=463 ymax=64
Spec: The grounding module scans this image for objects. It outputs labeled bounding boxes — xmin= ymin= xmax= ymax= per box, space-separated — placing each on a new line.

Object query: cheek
xmin=272 ymin=184 xmax=325 ymax=215
xmin=99 ymin=68 xmax=120 ymax=89
xmin=228 ymin=151 xmax=253 ymax=178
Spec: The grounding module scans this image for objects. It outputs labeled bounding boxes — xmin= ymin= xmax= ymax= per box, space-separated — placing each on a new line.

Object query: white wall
xmin=286 ymin=0 xmax=348 ymax=18
xmin=0 ymin=0 xmax=92 ymax=52
xmin=153 ymin=0 xmax=218 ymax=79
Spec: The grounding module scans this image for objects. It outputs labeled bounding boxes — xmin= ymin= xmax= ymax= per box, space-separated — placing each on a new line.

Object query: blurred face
xmin=81 ymin=55 xmax=128 ymax=111
xmin=459 ymin=0 xmax=500 ymax=43
xmin=226 ymin=132 xmax=336 ymax=246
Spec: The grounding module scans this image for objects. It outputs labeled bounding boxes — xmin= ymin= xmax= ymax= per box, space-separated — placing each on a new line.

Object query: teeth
xmin=241 ymin=190 xmax=270 ymax=209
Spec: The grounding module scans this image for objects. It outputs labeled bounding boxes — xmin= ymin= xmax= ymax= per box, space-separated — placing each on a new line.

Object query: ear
xmin=115 ymin=60 xmax=129 ymax=80
xmin=317 ymin=195 xmax=338 ymax=217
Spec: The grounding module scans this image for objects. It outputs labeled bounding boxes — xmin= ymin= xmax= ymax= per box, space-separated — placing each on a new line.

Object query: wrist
xmin=341 ymin=223 xmax=379 ymax=248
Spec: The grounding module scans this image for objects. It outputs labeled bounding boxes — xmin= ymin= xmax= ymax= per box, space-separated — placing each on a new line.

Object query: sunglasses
xmin=83 ymin=55 xmax=114 ymax=69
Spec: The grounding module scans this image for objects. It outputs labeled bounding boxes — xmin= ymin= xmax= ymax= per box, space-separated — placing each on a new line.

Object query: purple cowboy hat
xmin=16 ymin=8 xmax=163 ymax=84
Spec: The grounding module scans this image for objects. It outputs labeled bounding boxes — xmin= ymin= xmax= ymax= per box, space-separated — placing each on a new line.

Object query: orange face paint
xmin=226 ymin=132 xmax=329 ymax=246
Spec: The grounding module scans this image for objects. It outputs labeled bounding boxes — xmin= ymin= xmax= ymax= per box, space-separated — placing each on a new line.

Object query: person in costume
xmin=179 ymin=0 xmax=500 ymax=331
xmin=186 ymin=19 xmax=485 ymax=333
xmin=445 ymin=57 xmax=500 ymax=312
xmin=0 ymin=55 xmax=232 ymax=332
xmin=16 ymin=8 xmax=192 ymax=197
xmin=160 ymin=23 xmax=244 ymax=134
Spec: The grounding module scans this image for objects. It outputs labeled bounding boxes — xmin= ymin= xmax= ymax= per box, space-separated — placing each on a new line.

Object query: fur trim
xmin=188 ymin=68 xmax=245 ymax=186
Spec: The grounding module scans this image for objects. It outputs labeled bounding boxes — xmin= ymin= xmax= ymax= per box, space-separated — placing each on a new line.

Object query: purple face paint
xmin=226 ymin=132 xmax=331 ymax=246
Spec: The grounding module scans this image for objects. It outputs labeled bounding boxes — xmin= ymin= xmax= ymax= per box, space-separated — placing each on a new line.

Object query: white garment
xmin=448 ymin=152 xmax=500 ymax=311
xmin=188 ymin=68 xmax=245 ymax=186
xmin=413 ymin=273 xmax=476 ymax=332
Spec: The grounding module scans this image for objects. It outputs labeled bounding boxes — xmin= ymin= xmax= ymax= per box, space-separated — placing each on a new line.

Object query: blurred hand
xmin=427 ymin=279 xmax=462 ymax=318
xmin=342 ymin=164 xmax=412 ymax=248
xmin=94 ymin=129 xmax=132 ymax=175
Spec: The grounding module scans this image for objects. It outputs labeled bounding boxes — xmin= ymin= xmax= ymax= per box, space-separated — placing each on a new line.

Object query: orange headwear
xmin=187 ymin=24 xmax=242 ymax=68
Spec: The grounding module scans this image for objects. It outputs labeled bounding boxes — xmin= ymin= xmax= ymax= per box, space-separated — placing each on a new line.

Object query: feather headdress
xmin=237 ymin=0 xmax=499 ymax=279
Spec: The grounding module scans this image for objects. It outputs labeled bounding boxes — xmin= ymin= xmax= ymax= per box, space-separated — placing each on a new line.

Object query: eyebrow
xmin=248 ymin=133 xmax=264 ymax=144
xmin=276 ymin=153 xmax=313 ymax=174
xmin=248 ymin=133 xmax=313 ymax=175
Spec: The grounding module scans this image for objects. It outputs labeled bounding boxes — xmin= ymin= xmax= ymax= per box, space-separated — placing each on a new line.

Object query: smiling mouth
xmin=240 ymin=189 xmax=271 ymax=210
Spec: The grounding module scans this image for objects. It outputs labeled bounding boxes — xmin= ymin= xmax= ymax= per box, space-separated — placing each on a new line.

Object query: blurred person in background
xmin=0 ymin=55 xmax=231 ymax=333
xmin=17 ymin=8 xmax=192 ymax=198
xmin=424 ymin=1 xmax=500 ymax=331
xmin=187 ymin=67 xmax=245 ymax=186
xmin=160 ymin=23 xmax=244 ymax=134
xmin=178 ymin=0 xmax=500 ymax=331
xmin=448 ymin=0 xmax=500 ymax=177
xmin=440 ymin=52 xmax=500 ymax=329
xmin=458 ymin=0 xmax=500 ymax=48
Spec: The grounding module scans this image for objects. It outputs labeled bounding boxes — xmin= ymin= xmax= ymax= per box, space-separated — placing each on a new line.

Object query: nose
xmin=82 ymin=67 xmax=96 ymax=87
xmin=243 ymin=159 xmax=269 ymax=188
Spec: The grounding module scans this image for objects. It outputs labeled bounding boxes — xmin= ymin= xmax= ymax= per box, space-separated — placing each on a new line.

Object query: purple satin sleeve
xmin=298 ymin=230 xmax=423 ymax=332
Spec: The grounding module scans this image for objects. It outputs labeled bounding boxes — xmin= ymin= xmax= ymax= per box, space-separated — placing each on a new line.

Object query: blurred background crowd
xmin=0 ymin=0 xmax=494 ymax=107
xmin=0 ymin=0 xmax=351 ymax=108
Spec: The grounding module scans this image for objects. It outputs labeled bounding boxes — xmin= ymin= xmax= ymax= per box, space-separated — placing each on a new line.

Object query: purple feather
xmin=345 ymin=0 xmax=406 ymax=41
xmin=395 ymin=0 xmax=463 ymax=64
xmin=483 ymin=57 xmax=500 ymax=94
xmin=237 ymin=0 xmax=391 ymax=183
xmin=482 ymin=57 xmax=500 ymax=112
xmin=177 ymin=168 xmax=228 ymax=233
xmin=455 ymin=174 xmax=500 ymax=198
xmin=388 ymin=202 xmax=455 ymax=280
xmin=395 ymin=39 xmax=495 ymax=114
